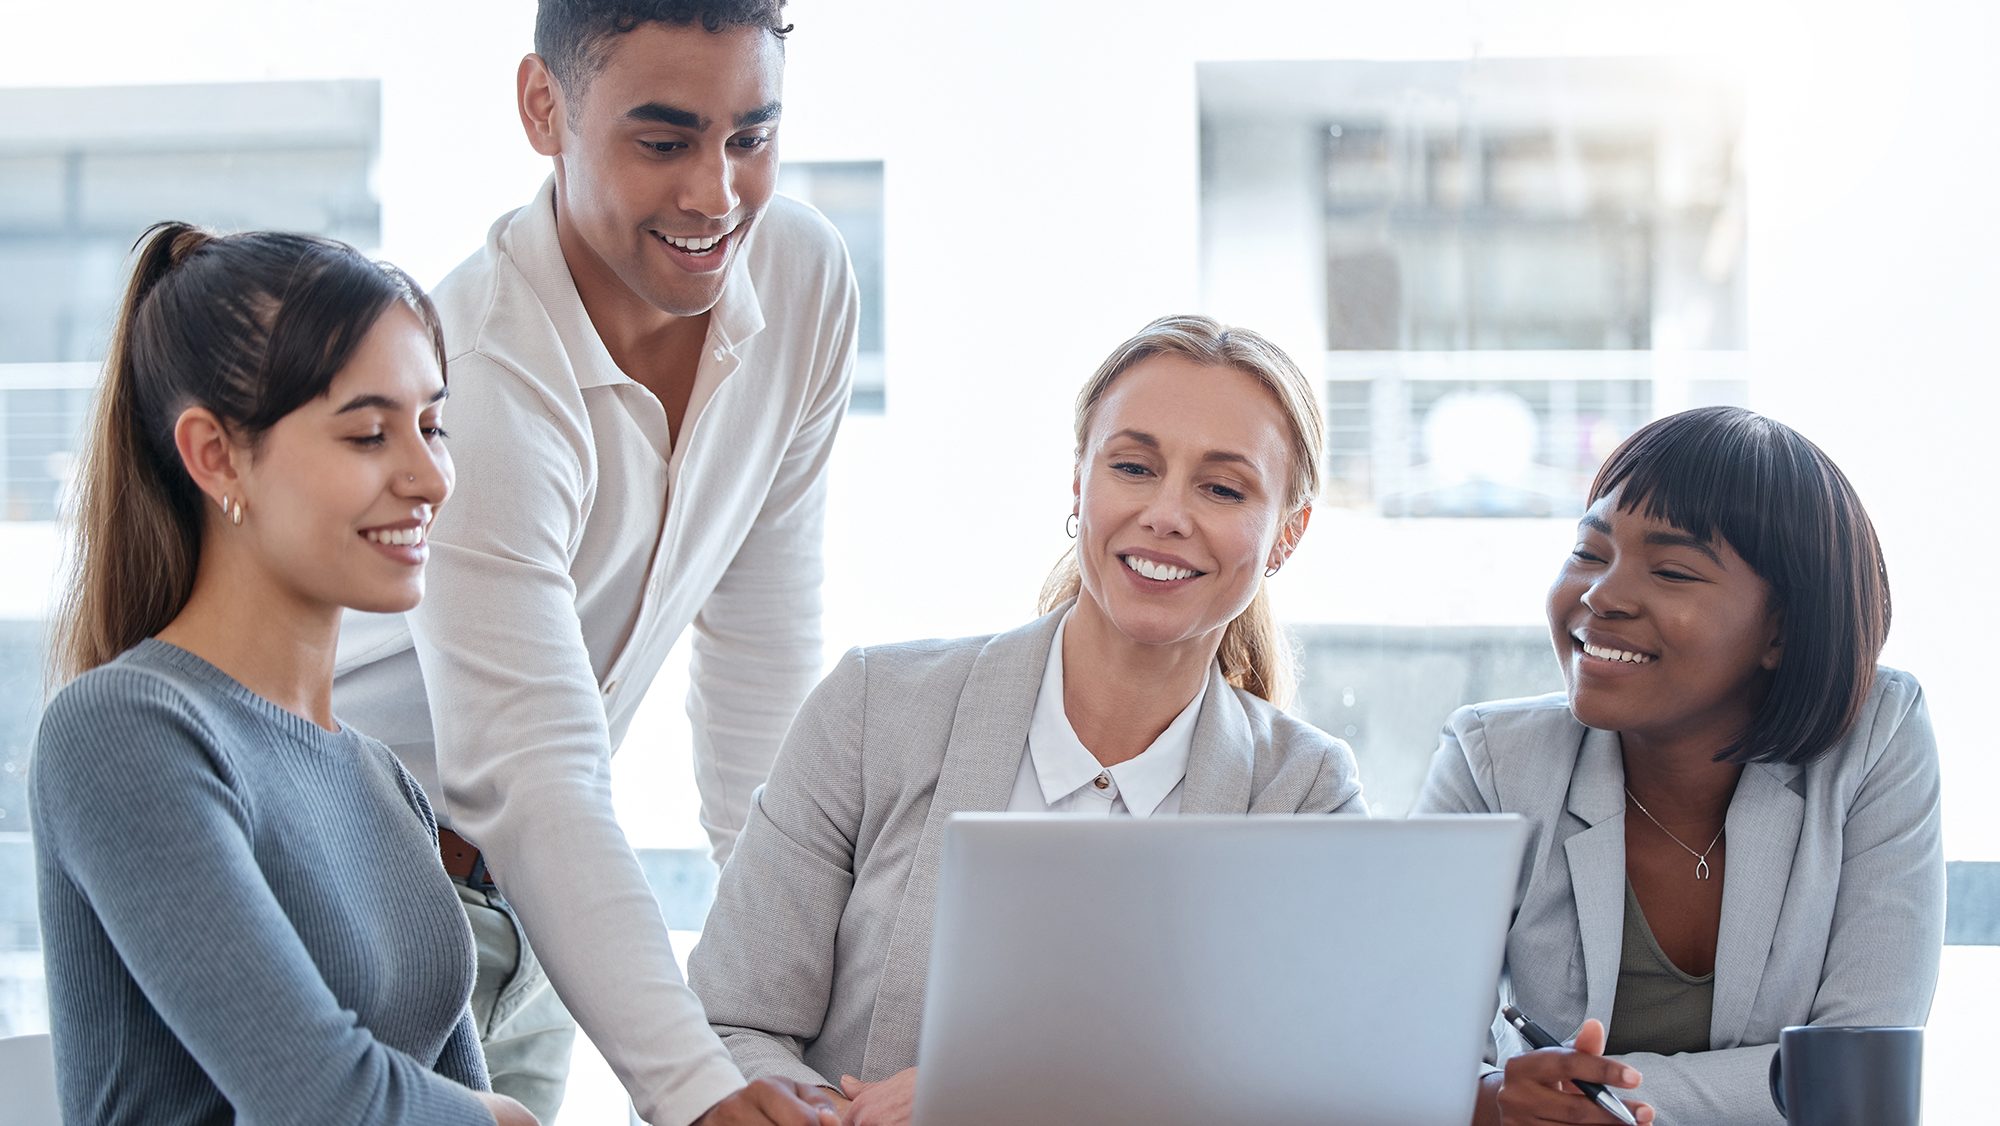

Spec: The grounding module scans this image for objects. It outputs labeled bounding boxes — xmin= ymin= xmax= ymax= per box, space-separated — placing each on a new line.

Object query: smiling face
xmin=232 ymin=303 xmax=453 ymax=617
xmin=527 ymin=21 xmax=782 ymax=327
xmin=1548 ymin=485 xmax=1783 ymax=753
xmin=1071 ymin=354 xmax=1305 ymax=655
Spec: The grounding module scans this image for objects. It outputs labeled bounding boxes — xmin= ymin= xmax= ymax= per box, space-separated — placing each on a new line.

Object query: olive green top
xmin=1605 ymin=881 xmax=1714 ymax=1057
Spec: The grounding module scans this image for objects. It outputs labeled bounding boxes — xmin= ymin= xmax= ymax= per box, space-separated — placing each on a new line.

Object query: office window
xmin=779 ymin=160 xmax=887 ymax=412
xmin=1200 ymin=58 xmax=1748 ymax=812
xmin=1204 ymin=58 xmax=1746 ymax=525
xmin=0 ymin=78 xmax=382 ymax=1039
xmin=0 ymin=81 xmax=382 ymax=527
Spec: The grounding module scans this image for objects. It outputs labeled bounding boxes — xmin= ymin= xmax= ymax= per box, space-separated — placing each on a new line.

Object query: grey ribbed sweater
xmin=31 ymin=640 xmax=493 ymax=1125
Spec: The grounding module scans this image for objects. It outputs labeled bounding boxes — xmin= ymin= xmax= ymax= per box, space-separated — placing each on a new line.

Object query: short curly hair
xmin=535 ymin=1 xmax=791 ymax=97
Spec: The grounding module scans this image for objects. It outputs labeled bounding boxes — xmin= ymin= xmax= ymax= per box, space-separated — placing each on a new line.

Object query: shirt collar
xmin=511 ymin=175 xmax=767 ymax=388
xmin=708 ymin=215 xmax=766 ymax=353
xmin=1026 ymin=609 xmax=1205 ymax=817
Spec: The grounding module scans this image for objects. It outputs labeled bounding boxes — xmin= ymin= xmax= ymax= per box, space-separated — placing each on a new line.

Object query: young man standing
xmin=335 ymin=3 xmax=853 ymax=1124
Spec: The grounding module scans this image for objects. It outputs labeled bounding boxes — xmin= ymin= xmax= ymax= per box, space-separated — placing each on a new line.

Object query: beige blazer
xmin=1414 ymin=668 xmax=1943 ymax=1126
xmin=687 ymin=608 xmax=1368 ymax=1087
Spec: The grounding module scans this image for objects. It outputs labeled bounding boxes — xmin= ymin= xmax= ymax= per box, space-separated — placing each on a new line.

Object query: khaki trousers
xmin=456 ymin=879 xmax=578 ymax=1124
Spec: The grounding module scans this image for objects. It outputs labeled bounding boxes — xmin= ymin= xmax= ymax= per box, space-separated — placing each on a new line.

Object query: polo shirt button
xmin=1092 ymin=771 xmax=1111 ymax=790
xmin=712 ymin=347 xmax=727 ymax=362
xmin=602 ymin=678 xmax=619 ymax=697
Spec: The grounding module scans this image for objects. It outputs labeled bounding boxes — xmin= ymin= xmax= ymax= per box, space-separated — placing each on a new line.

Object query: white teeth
xmin=1122 ymin=555 xmax=1198 ymax=582
xmin=364 ymin=527 xmax=426 ymax=548
xmin=660 ymin=231 xmax=726 ymax=252
xmin=1580 ymin=639 xmax=1652 ymax=665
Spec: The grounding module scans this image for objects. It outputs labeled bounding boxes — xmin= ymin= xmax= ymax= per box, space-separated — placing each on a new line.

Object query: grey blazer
xmin=1413 ymin=668 xmax=1942 ymax=1126
xmin=687 ymin=608 xmax=1368 ymax=1087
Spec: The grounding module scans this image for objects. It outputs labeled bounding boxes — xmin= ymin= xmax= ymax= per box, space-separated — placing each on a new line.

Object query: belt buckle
xmin=466 ymin=851 xmax=497 ymax=892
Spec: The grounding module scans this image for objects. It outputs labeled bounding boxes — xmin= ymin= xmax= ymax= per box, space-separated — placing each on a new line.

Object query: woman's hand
xmin=1484 ymin=1019 xmax=1655 ymax=1125
xmin=839 ymin=1067 xmax=918 ymax=1126
xmin=474 ymin=1091 xmax=540 ymax=1126
xmin=694 ymin=1078 xmax=844 ymax=1125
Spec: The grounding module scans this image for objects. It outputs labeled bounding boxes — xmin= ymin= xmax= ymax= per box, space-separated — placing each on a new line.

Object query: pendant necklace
xmin=1624 ymin=787 xmax=1725 ymax=880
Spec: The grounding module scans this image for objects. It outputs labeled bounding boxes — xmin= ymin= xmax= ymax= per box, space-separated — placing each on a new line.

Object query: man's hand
xmin=838 ymin=1068 xmax=918 ymax=1126
xmin=1482 ymin=1019 xmax=1655 ymax=1125
xmin=694 ymin=1077 xmax=843 ymax=1126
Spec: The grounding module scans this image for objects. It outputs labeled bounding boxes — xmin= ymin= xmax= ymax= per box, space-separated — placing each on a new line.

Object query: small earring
xmin=218 ymin=493 xmax=230 ymax=515
xmin=1065 ymin=512 xmax=1079 ymax=539
xmin=1264 ymin=563 xmax=1281 ymax=578
xmin=231 ymin=498 xmax=245 ymax=526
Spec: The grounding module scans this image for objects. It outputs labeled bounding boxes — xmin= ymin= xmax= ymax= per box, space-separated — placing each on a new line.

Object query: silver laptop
xmin=912 ymin=814 xmax=1528 ymax=1126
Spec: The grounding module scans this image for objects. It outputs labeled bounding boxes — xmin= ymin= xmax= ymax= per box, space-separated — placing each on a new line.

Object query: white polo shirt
xmin=334 ymin=177 xmax=857 ymax=1126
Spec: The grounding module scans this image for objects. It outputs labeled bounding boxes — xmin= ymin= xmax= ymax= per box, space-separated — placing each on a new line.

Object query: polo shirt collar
xmin=513 ymin=175 xmax=767 ymax=390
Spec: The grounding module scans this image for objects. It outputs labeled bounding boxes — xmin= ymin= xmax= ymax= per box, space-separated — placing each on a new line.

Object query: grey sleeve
xmin=1409 ymin=709 xmax=1506 ymax=1077
xmin=1410 ymin=707 xmax=1497 ymax=815
xmin=1301 ymin=737 xmax=1370 ymax=815
xmin=384 ymin=750 xmax=494 ymax=1093
xmin=434 ymin=1010 xmax=491 ymax=1091
xmin=688 ymin=648 xmax=871 ymax=1089
xmin=31 ymin=671 xmax=493 ymax=1126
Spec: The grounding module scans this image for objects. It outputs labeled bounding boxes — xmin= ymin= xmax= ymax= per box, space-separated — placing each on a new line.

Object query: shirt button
xmin=712 ymin=347 xmax=727 ymax=362
xmin=1092 ymin=771 xmax=1111 ymax=791
xmin=602 ymin=678 xmax=619 ymax=697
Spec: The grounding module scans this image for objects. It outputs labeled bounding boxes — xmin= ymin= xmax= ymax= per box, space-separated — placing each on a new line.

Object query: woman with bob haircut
xmin=1417 ymin=406 xmax=1942 ymax=1126
xmin=31 ymin=224 xmax=536 ymax=1125
xmin=687 ymin=314 xmax=1369 ymax=1125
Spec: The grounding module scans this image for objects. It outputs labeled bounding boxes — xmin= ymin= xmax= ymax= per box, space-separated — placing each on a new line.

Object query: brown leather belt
xmin=438 ymin=827 xmax=495 ymax=889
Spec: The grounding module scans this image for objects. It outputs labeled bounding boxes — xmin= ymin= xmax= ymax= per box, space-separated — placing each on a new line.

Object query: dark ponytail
xmin=49 ymin=222 xmax=445 ymax=686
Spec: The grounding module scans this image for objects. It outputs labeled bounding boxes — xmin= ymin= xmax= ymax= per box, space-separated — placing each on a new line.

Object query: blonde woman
xmin=31 ymin=224 xmax=534 ymax=1125
xmin=687 ymin=315 xmax=1369 ymax=1126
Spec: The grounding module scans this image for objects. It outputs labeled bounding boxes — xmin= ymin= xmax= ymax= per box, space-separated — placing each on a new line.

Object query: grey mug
xmin=1767 ymin=1025 xmax=1922 ymax=1126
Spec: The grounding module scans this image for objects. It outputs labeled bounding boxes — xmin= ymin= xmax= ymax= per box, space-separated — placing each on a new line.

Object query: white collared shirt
xmin=332 ymin=177 xmax=857 ymax=1124
xmin=1007 ymin=610 xmax=1205 ymax=817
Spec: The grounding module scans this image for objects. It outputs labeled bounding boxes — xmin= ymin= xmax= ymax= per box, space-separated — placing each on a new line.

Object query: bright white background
xmin=2 ymin=0 xmax=1994 ymax=1121
xmin=3 ymin=0 xmax=1991 ymax=851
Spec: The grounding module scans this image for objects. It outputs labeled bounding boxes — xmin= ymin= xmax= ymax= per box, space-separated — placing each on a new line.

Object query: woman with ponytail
xmin=685 ymin=315 xmax=1368 ymax=1125
xmin=32 ymin=224 xmax=536 ymax=1125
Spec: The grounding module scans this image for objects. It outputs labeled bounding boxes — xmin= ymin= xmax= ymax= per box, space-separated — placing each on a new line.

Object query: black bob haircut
xmin=535 ymin=1 xmax=792 ymax=96
xmin=1588 ymin=405 xmax=1891 ymax=766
